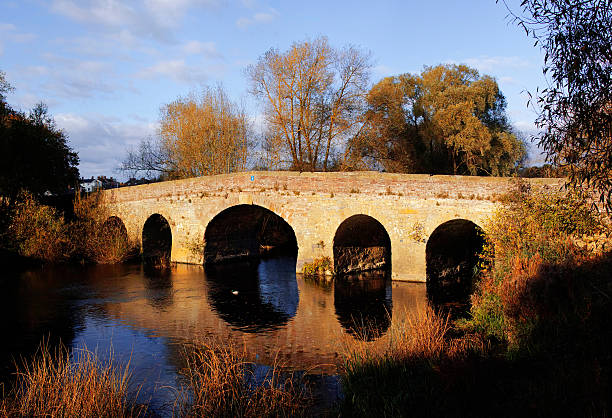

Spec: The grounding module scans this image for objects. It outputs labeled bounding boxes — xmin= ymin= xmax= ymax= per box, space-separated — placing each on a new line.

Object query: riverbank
xmin=338 ymin=181 xmax=611 ymax=417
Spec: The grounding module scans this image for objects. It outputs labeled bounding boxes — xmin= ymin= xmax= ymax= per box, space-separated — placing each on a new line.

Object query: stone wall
xmin=102 ymin=171 xmax=564 ymax=282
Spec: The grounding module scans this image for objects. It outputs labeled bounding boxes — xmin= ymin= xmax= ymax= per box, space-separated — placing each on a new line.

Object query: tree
xmin=247 ymin=37 xmax=372 ymax=171
xmin=122 ymin=85 xmax=250 ymax=179
xmin=347 ymin=64 xmax=526 ymax=175
xmin=0 ymin=80 xmax=80 ymax=200
xmin=501 ymin=0 xmax=612 ymax=208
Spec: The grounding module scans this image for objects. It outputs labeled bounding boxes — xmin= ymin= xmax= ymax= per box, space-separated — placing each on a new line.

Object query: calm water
xmin=0 ymin=257 xmax=426 ymax=414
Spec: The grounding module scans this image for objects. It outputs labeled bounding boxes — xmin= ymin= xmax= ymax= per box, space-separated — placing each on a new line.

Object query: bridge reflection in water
xmin=1 ymin=260 xmax=427 ymax=413
xmin=204 ymin=257 xmax=299 ymax=333
xmin=82 ymin=260 xmax=425 ymax=374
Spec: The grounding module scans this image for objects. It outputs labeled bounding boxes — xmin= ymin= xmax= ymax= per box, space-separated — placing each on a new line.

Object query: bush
xmin=468 ymin=179 xmax=610 ymax=348
xmin=302 ymin=256 xmax=334 ymax=277
xmin=7 ymin=191 xmax=72 ymax=262
xmin=4 ymin=191 xmax=136 ymax=264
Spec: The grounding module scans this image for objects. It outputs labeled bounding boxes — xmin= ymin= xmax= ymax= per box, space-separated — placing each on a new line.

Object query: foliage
xmin=518 ymin=163 xmax=569 ymax=178
xmin=0 ymin=98 xmax=79 ymax=200
xmin=247 ymin=36 xmax=372 ymax=171
xmin=4 ymin=191 xmax=135 ymax=264
xmin=0 ymin=70 xmax=13 ymax=101
xmin=347 ymin=64 xmax=526 ymax=175
xmin=468 ymin=179 xmax=608 ymax=344
xmin=6 ymin=191 xmax=72 ymax=262
xmin=302 ymin=256 xmax=334 ymax=277
xmin=122 ymin=85 xmax=250 ymax=180
xmin=503 ymin=0 xmax=612 ymax=209
xmin=175 ymin=338 xmax=309 ymax=417
xmin=0 ymin=342 xmax=143 ymax=417
xmin=71 ymin=192 xmax=137 ymax=264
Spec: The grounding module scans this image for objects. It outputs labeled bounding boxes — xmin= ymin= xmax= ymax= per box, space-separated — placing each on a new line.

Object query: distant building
xmin=80 ymin=177 xmax=103 ymax=193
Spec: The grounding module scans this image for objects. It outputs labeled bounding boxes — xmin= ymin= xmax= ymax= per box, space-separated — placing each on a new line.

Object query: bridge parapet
xmin=102 ymin=172 xmax=564 ymax=281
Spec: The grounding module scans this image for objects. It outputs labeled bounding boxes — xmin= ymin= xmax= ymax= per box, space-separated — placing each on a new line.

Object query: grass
xmin=175 ymin=338 xmax=310 ymax=417
xmin=0 ymin=343 xmax=144 ymax=417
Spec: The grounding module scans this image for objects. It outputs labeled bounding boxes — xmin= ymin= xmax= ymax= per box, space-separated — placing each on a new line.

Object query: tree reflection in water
xmin=334 ymin=271 xmax=392 ymax=341
xmin=204 ymin=256 xmax=299 ymax=333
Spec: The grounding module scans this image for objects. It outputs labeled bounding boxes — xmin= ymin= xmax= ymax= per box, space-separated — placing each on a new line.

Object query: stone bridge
xmin=102 ymin=171 xmax=562 ymax=282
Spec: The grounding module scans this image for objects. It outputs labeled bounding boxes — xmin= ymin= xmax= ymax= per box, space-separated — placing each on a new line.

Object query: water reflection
xmin=0 ymin=265 xmax=84 ymax=384
xmin=0 ymin=261 xmax=427 ymax=415
xmin=334 ymin=271 xmax=392 ymax=341
xmin=204 ymin=256 xmax=299 ymax=333
xmin=142 ymin=265 xmax=174 ymax=310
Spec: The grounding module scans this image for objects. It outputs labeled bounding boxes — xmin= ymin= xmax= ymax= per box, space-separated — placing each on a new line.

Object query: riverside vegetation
xmin=1 ymin=191 xmax=137 ymax=265
xmin=0 ymin=182 xmax=610 ymax=416
xmin=339 ymin=181 xmax=611 ymax=417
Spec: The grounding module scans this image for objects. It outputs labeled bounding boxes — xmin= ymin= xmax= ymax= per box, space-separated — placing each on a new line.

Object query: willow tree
xmin=502 ymin=0 xmax=612 ymax=208
xmin=348 ymin=64 xmax=526 ymax=175
xmin=247 ymin=37 xmax=372 ymax=171
xmin=122 ymin=85 xmax=249 ymax=179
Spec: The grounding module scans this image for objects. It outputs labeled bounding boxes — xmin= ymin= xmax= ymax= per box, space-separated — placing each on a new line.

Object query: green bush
xmin=302 ymin=256 xmax=333 ymax=277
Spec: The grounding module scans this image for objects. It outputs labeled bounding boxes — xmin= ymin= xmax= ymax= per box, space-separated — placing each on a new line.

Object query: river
xmin=0 ymin=257 xmax=427 ymax=414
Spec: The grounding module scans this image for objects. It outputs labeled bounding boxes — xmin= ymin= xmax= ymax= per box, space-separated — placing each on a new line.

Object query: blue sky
xmin=1 ymin=0 xmax=546 ymax=179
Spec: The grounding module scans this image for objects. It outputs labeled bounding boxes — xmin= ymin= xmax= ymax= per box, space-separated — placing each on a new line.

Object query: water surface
xmin=0 ymin=258 xmax=426 ymax=413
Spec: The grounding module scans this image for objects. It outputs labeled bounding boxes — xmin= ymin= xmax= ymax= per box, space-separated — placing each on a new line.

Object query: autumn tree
xmin=247 ymin=37 xmax=372 ymax=171
xmin=122 ymin=85 xmax=250 ymax=179
xmin=347 ymin=64 xmax=526 ymax=175
xmin=502 ymin=0 xmax=612 ymax=208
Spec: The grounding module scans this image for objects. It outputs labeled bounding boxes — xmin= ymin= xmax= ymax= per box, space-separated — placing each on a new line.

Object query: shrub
xmin=468 ymin=179 xmax=609 ymax=346
xmin=7 ymin=191 xmax=72 ymax=262
xmin=302 ymin=256 xmax=333 ymax=277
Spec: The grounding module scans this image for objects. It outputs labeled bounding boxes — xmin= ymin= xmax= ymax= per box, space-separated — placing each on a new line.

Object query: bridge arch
xmin=142 ymin=213 xmax=172 ymax=267
xmin=425 ymin=218 xmax=485 ymax=304
xmin=333 ymin=214 xmax=391 ymax=276
xmin=204 ymin=204 xmax=298 ymax=264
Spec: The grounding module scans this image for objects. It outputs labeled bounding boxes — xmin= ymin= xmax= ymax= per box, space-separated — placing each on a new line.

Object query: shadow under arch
xmin=204 ymin=256 xmax=299 ymax=333
xmin=334 ymin=271 xmax=392 ymax=341
xmin=333 ymin=214 xmax=391 ymax=275
xmin=204 ymin=204 xmax=298 ymax=264
xmin=426 ymin=219 xmax=485 ymax=309
xmin=142 ymin=214 xmax=172 ymax=268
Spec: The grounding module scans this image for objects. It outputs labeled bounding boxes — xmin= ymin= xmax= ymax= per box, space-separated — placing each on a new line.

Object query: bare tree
xmin=247 ymin=37 xmax=372 ymax=171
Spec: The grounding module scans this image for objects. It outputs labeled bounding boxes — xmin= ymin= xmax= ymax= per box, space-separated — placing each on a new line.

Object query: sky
xmin=0 ymin=0 xmax=547 ymax=179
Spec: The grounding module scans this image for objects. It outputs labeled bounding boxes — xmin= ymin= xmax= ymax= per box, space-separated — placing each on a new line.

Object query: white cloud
xmin=236 ymin=8 xmax=279 ymax=28
xmin=137 ymin=59 xmax=210 ymax=84
xmin=451 ymin=56 xmax=530 ymax=73
xmin=50 ymin=0 xmax=219 ymax=42
xmin=55 ymin=112 xmax=157 ymax=178
xmin=0 ymin=21 xmax=36 ymax=43
xmin=0 ymin=23 xmax=17 ymax=31
xmin=181 ymin=40 xmax=220 ymax=58
xmin=20 ymin=55 xmax=121 ymax=99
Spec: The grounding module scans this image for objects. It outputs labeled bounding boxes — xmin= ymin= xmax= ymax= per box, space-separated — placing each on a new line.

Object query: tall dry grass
xmin=175 ymin=338 xmax=310 ymax=417
xmin=339 ymin=306 xmax=486 ymax=417
xmin=341 ymin=305 xmax=484 ymax=369
xmin=0 ymin=343 xmax=144 ymax=417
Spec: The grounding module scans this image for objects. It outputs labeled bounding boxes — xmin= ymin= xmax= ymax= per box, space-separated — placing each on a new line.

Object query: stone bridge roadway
xmin=102 ymin=171 xmax=561 ymax=282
